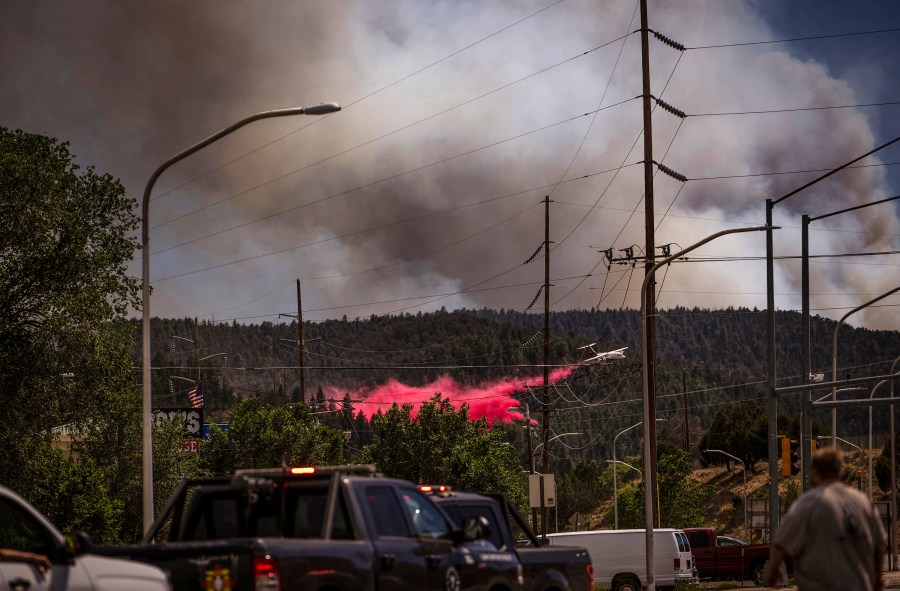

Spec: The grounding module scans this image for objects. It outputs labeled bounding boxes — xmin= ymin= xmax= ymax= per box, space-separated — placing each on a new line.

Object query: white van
xmin=547 ymin=528 xmax=697 ymax=591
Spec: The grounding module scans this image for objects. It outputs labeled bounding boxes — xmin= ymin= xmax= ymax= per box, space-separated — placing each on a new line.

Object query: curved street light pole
xmin=867 ymin=361 xmax=900 ymax=502
xmin=831 ymin=285 xmax=900 ymax=444
xmin=141 ymin=102 xmax=341 ymax=532
xmin=606 ymin=459 xmax=642 ymax=478
xmin=612 ymin=419 xmax=663 ymax=529
xmin=704 ymin=449 xmax=747 ymax=540
xmin=641 ymin=225 xmax=775 ymax=591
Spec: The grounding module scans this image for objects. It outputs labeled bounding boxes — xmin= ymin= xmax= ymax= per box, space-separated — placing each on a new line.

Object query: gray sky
xmin=2 ymin=0 xmax=899 ymax=329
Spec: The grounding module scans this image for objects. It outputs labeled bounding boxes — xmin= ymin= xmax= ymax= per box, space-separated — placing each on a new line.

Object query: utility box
xmin=528 ymin=473 xmax=556 ymax=508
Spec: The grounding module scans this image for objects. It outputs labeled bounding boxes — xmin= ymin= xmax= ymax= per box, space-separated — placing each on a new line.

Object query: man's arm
xmin=0 ymin=548 xmax=52 ymax=572
xmin=764 ymin=543 xmax=788 ymax=587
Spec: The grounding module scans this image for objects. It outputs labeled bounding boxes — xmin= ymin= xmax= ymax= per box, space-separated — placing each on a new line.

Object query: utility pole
xmin=800 ymin=215 xmax=812 ymax=491
xmin=297 ymin=278 xmax=306 ymax=404
xmin=193 ymin=317 xmax=200 ymax=385
xmin=541 ymin=195 xmax=551 ymax=540
xmin=639 ymin=1 xmax=658 ymax=588
xmin=682 ymin=368 xmax=690 ymax=453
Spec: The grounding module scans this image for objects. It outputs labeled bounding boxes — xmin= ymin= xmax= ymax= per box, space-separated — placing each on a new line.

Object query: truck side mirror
xmin=65 ymin=531 xmax=93 ymax=558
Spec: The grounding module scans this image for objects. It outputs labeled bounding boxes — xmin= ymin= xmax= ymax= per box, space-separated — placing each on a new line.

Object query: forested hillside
xmin=140 ymin=307 xmax=899 ymax=460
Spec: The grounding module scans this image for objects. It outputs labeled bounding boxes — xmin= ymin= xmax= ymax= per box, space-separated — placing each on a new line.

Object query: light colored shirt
xmin=774 ymin=481 xmax=885 ymax=591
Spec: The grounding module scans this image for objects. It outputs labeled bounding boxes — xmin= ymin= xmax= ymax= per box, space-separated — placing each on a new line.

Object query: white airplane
xmin=577 ymin=343 xmax=628 ymax=365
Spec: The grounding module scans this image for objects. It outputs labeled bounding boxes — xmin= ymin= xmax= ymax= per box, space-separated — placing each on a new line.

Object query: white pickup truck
xmin=0 ymin=485 xmax=171 ymax=591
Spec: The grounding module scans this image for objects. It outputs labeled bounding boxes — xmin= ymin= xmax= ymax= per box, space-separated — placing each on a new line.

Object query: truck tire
xmin=751 ymin=560 xmax=767 ymax=586
xmin=613 ymin=576 xmax=641 ymax=591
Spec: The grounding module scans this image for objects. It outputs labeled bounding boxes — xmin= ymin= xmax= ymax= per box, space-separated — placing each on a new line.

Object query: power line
xmin=687 ymin=100 xmax=900 ymax=118
xmin=686 ymin=27 xmax=900 ymax=50
xmin=151 ymin=101 xmax=639 ymax=265
xmin=150 ymin=36 xmax=635 ymax=231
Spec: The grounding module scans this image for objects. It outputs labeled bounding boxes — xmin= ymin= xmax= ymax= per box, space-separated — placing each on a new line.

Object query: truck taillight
xmin=674 ymin=558 xmax=681 ymax=570
xmin=254 ymin=555 xmax=281 ymax=591
xmin=585 ymin=563 xmax=594 ymax=580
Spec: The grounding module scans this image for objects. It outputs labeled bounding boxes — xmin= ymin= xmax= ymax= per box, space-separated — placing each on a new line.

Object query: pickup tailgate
xmin=94 ymin=539 xmax=263 ymax=590
xmin=517 ymin=546 xmax=592 ymax=591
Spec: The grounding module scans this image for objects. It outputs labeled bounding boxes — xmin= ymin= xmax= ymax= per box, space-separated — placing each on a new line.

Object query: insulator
xmin=657 ymin=163 xmax=688 ymax=183
xmin=660 ymin=243 xmax=672 ymax=257
xmin=656 ymin=98 xmax=686 ymax=119
xmin=523 ymin=242 xmax=544 ymax=265
xmin=623 ymin=246 xmax=635 ymax=259
xmin=524 ymin=286 xmax=544 ymax=312
xmin=652 ymin=30 xmax=685 ymax=51
xmin=603 ymin=248 xmax=614 ymax=262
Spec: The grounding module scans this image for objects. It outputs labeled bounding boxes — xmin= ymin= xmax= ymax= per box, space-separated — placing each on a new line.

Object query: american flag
xmin=188 ymin=382 xmax=204 ymax=408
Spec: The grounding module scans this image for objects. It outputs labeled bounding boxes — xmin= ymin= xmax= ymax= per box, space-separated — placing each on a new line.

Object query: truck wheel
xmin=751 ymin=561 xmax=767 ymax=586
xmin=613 ymin=577 xmax=641 ymax=591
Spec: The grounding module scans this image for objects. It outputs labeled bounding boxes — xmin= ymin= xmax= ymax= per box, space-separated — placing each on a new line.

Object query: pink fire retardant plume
xmin=324 ymin=366 xmax=576 ymax=424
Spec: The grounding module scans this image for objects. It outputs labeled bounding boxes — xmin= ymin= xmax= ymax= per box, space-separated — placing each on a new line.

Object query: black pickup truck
xmin=95 ymin=466 xmax=523 ymax=591
xmin=426 ymin=487 xmax=592 ymax=591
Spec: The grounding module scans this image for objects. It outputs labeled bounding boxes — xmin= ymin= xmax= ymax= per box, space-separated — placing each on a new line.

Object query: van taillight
xmin=674 ymin=558 xmax=681 ymax=570
xmin=254 ymin=555 xmax=281 ymax=591
xmin=585 ymin=563 xmax=594 ymax=580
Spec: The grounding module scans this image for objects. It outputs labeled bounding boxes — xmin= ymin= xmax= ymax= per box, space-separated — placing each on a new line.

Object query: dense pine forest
xmin=141 ymin=307 xmax=899 ymax=471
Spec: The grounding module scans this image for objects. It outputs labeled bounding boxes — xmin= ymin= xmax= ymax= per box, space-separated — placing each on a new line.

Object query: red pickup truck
xmin=682 ymin=528 xmax=770 ymax=585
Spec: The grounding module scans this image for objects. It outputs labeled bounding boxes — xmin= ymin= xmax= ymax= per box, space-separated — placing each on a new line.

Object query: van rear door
xmin=674 ymin=531 xmax=695 ymax=576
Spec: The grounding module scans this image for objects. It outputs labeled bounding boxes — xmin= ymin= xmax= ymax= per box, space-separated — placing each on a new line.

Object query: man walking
xmin=765 ymin=447 xmax=885 ymax=590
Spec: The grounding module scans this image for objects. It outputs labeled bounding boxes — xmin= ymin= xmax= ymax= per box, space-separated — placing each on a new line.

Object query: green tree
xmin=0 ymin=127 xmax=141 ymax=539
xmin=200 ymin=398 xmax=344 ymax=475
xmin=699 ymin=400 xmax=768 ymax=470
xmin=360 ymin=394 xmax=526 ymax=509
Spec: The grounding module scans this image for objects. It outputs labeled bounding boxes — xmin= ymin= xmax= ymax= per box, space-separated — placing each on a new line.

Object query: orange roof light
xmin=288 ymin=466 xmax=316 ymax=475
xmin=419 ymin=485 xmax=451 ymax=493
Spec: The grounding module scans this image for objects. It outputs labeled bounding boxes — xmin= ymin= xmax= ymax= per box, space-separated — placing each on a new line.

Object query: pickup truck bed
xmin=683 ymin=527 xmax=770 ymax=585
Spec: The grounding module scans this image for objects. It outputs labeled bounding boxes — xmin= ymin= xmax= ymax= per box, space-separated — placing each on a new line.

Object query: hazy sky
xmin=2 ymin=0 xmax=899 ymax=329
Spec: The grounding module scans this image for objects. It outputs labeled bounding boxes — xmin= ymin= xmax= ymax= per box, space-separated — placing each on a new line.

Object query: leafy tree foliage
xmin=200 ymin=398 xmax=344 ymax=475
xmin=0 ymin=127 xmax=142 ymax=540
xmin=361 ymin=394 xmax=527 ymax=509
xmin=699 ymin=400 xmax=768 ymax=470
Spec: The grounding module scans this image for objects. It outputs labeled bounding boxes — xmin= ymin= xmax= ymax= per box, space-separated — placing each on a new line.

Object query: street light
xmin=867 ymin=362 xmax=900 ymax=502
xmin=830 ymin=286 xmax=900 ymax=444
xmin=641 ymin=225 xmax=774 ymax=591
xmin=532 ymin=431 xmax=580 ymax=536
xmin=816 ymin=435 xmax=864 ymax=454
xmin=606 ymin=459 xmax=642 ymax=478
xmin=612 ymin=419 xmax=664 ymax=529
xmin=140 ymin=102 xmax=341 ymax=532
xmin=704 ymin=449 xmax=747 ymax=540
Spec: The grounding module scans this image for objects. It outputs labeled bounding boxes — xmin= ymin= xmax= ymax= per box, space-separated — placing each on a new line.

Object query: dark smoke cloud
xmin=2 ymin=0 xmax=897 ymax=328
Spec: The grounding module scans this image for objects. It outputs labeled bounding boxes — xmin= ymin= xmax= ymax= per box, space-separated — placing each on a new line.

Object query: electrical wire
xmin=686 ymin=27 xmax=900 ymax=50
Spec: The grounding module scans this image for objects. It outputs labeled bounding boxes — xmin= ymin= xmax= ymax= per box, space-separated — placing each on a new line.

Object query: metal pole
xmin=641 ymin=226 xmax=772 ymax=590
xmin=638 ymin=4 xmax=659 ymax=585
xmin=705 ymin=450 xmax=747 ymax=540
xmin=541 ymin=196 xmax=551 ymax=541
xmin=614 ymin=420 xmax=651 ymax=529
xmin=766 ymin=199 xmax=779 ymax=540
xmin=140 ymin=102 xmax=340 ymax=532
xmin=832 ymin=285 xmax=900 ymax=445
xmin=891 ymin=358 xmax=898 ymax=570
xmin=683 ymin=368 xmax=690 ymax=453
xmin=801 ymin=215 xmax=812 ymax=491
xmin=297 ymin=278 xmax=305 ymax=404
